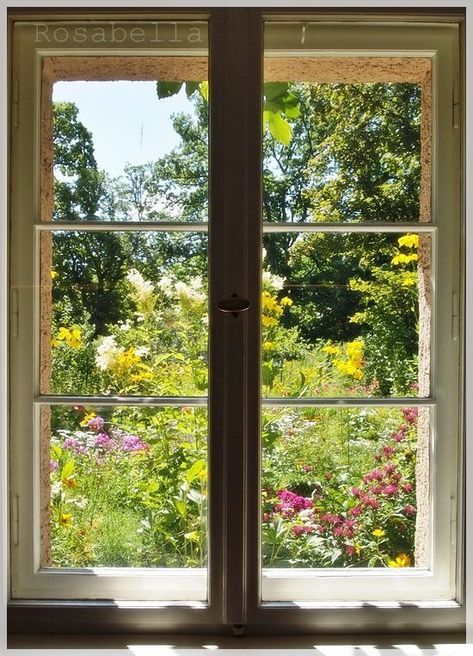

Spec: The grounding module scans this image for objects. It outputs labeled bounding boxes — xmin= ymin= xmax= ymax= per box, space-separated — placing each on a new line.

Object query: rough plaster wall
xmin=39 ymin=73 xmax=54 ymax=567
xmin=40 ymin=55 xmax=432 ymax=568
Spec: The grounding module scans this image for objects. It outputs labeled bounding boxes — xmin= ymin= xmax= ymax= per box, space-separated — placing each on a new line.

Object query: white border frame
xmin=0 ymin=1 xmax=470 ymax=655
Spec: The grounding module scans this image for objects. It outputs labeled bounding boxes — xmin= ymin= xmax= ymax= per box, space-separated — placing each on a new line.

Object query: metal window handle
xmin=217 ymin=294 xmax=251 ymax=317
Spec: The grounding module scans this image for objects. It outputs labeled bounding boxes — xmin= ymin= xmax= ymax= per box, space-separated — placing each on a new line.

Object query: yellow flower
xmin=130 ymin=371 xmax=154 ymax=383
xmin=280 ymin=296 xmax=293 ymax=307
xmin=113 ymin=347 xmax=141 ymax=373
xmin=262 ymin=316 xmax=278 ymax=328
xmin=263 ymin=341 xmax=276 ymax=351
xmin=80 ymin=411 xmax=96 ymax=427
xmin=51 ymin=270 xmax=58 ymax=280
xmin=346 ymin=340 xmax=363 ymax=361
xmin=55 ymin=326 xmax=82 ymax=349
xmin=60 ymin=513 xmax=72 ymax=526
xmin=398 ymin=233 xmax=419 ymax=249
xmin=388 ymin=553 xmax=412 ymax=568
xmin=372 ymin=528 xmax=385 ymax=538
xmin=355 ymin=543 xmax=362 ymax=555
xmin=322 ymin=344 xmax=340 ymax=355
xmin=391 ymin=253 xmax=419 ymax=266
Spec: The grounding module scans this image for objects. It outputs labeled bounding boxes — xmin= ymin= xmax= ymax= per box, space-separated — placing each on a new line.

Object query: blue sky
xmin=53 ymin=81 xmax=194 ymax=177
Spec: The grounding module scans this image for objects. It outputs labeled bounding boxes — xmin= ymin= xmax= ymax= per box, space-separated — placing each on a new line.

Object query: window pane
xmin=262 ymin=405 xmax=428 ymax=572
xmin=262 ymin=232 xmax=431 ymax=398
xmin=42 ymin=404 xmax=207 ymax=571
xmin=50 ymin=77 xmax=208 ymax=222
xmin=262 ymin=41 xmax=431 ymax=224
xmin=40 ymin=230 xmax=208 ymax=396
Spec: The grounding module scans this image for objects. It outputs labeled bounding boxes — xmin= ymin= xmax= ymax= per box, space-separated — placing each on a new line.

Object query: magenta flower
xmin=383 ymin=446 xmax=395 ymax=457
xmin=402 ymin=483 xmax=414 ymax=493
xmin=49 ymin=460 xmax=59 ymax=471
xmin=276 ymin=490 xmax=313 ymax=517
xmin=381 ymin=484 xmax=398 ymax=496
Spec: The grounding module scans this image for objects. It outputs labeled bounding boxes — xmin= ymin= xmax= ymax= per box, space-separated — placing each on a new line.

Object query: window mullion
xmin=209 ymin=7 xmax=263 ymax=627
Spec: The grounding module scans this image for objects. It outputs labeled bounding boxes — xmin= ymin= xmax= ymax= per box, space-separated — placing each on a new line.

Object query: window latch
xmin=217 ymin=294 xmax=251 ymax=318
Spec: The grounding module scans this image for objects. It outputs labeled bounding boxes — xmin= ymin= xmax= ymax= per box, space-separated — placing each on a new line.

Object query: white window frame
xmin=0 ymin=0 xmax=473 ymax=648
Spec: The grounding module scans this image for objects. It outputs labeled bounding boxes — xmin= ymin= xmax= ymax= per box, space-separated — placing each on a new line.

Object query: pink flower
xmin=402 ymin=483 xmax=414 ymax=493
xmin=276 ymin=490 xmax=313 ymax=517
xmin=333 ymin=520 xmax=356 ymax=538
xmin=383 ymin=446 xmax=395 ymax=457
xmin=402 ymin=407 xmax=418 ymax=424
xmin=361 ymin=495 xmax=381 ymax=509
xmin=291 ymin=525 xmax=312 ymax=537
xmin=87 ymin=415 xmax=105 ymax=432
xmin=363 ymin=468 xmax=383 ymax=483
xmin=381 ymin=484 xmax=398 ymax=496
xmin=320 ymin=513 xmax=342 ymax=524
xmin=345 ymin=545 xmax=356 ymax=557
xmin=121 ymin=434 xmax=149 ymax=452
xmin=403 ymin=504 xmax=417 ymax=515
xmin=94 ymin=433 xmax=115 ymax=450
xmin=371 ymin=484 xmax=383 ymax=495
xmin=349 ymin=505 xmax=362 ymax=517
xmin=49 ymin=460 xmax=59 ymax=471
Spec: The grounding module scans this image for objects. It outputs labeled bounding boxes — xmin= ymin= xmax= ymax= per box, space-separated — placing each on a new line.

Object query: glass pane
xmin=41 ymin=230 xmax=208 ymax=396
xmin=262 ymin=232 xmax=431 ymax=398
xmin=262 ymin=405 xmax=427 ymax=570
xmin=262 ymin=46 xmax=431 ymax=224
xmin=43 ymin=405 xmax=207 ymax=569
xmin=44 ymin=54 xmax=208 ymax=222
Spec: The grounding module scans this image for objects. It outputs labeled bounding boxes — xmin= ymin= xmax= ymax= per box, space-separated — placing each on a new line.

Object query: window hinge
xmin=452 ymin=81 xmax=460 ymax=130
xmin=450 ymin=497 xmax=457 ymax=547
xmin=11 ymin=288 xmax=19 ymax=338
xmin=12 ymin=80 xmax=19 ymax=128
xmin=451 ymin=291 xmax=459 ymax=341
xmin=11 ymin=494 xmax=19 ymax=546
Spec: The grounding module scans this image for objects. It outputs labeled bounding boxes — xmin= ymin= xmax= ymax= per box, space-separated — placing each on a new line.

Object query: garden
xmin=46 ymin=78 xmax=425 ymax=571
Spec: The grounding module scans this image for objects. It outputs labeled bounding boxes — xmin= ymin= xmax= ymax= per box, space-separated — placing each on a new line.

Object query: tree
xmin=52 ymin=102 xmax=131 ymax=335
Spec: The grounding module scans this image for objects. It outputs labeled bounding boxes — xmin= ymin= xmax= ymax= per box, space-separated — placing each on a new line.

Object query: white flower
xmin=126 ymin=268 xmax=155 ymax=304
xmin=135 ymin=346 xmax=149 ymax=357
xmin=119 ymin=321 xmax=131 ymax=331
xmin=263 ymin=270 xmax=285 ymax=292
xmin=95 ymin=335 xmax=124 ymax=371
xmin=175 ymin=276 xmax=206 ymax=303
xmin=156 ymin=275 xmax=174 ymax=296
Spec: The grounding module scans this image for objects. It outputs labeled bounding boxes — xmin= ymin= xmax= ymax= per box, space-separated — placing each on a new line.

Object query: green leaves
xmin=156 ymin=81 xmax=207 ymax=101
xmin=156 ymin=79 xmax=301 ymax=145
xmin=263 ymin=82 xmax=301 ymax=146
xmin=263 ymin=110 xmax=292 ymax=146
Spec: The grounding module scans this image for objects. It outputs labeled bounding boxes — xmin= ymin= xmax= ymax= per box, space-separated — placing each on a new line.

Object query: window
xmin=8 ymin=9 xmax=464 ymax=635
